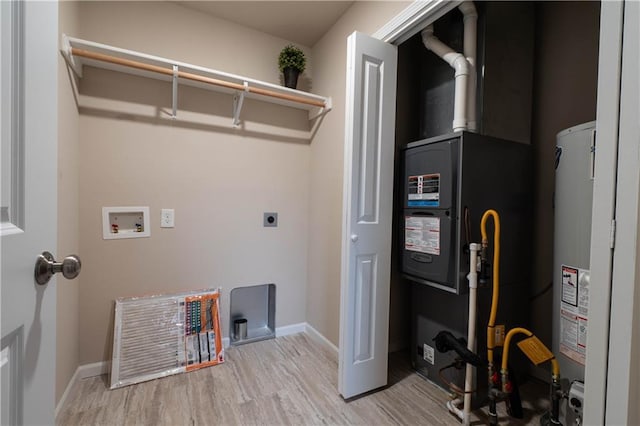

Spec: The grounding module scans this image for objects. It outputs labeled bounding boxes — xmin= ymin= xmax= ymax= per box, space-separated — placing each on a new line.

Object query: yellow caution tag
xmin=517 ymin=336 xmax=555 ymax=365
xmin=494 ymin=325 xmax=505 ymax=347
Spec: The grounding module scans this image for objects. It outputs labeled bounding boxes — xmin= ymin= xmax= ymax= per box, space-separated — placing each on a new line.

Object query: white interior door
xmin=339 ymin=31 xmax=397 ymax=399
xmin=1 ymin=1 xmax=59 ymax=424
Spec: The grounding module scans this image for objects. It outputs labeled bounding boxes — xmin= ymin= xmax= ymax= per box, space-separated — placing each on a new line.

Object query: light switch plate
xmin=161 ymin=209 xmax=175 ymax=228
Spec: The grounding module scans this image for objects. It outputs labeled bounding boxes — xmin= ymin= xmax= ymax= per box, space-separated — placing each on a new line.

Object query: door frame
xmin=582 ymin=1 xmax=623 ymax=423
xmin=599 ymin=1 xmax=640 ymax=424
xmin=365 ymin=1 xmax=628 ymax=423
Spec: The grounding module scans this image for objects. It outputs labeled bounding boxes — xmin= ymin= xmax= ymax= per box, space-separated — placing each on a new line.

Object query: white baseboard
xmin=55 ymin=360 xmax=110 ymax=417
xmin=78 ymin=360 xmax=110 ymax=378
xmin=276 ymin=322 xmax=306 ymax=337
xmin=55 ymin=366 xmax=80 ymax=417
xmin=58 ymin=323 xmax=337 ymax=416
xmin=304 ymin=322 xmax=338 ymax=354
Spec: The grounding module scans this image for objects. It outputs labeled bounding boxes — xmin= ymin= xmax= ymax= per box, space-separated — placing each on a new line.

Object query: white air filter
xmin=110 ymin=288 xmax=223 ymax=389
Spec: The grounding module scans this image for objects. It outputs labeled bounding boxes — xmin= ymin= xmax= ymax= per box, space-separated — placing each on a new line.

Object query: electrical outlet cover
xmin=263 ymin=212 xmax=278 ymax=227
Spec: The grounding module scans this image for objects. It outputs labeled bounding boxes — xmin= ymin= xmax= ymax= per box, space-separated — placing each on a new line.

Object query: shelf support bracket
xmin=61 ymin=34 xmax=83 ymax=77
xmin=171 ymin=65 xmax=179 ymax=119
xmin=232 ymin=81 xmax=249 ymax=127
xmin=308 ymin=97 xmax=332 ymax=121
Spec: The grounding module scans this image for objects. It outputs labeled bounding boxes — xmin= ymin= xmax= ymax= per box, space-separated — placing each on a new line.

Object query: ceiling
xmin=177 ymin=1 xmax=355 ymax=47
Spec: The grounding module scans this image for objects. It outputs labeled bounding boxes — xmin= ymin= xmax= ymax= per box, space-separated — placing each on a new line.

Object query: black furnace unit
xmin=402 ymin=131 xmax=532 ymax=400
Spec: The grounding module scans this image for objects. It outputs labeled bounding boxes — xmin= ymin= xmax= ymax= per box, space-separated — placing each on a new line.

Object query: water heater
xmin=552 ymin=121 xmax=595 ymax=423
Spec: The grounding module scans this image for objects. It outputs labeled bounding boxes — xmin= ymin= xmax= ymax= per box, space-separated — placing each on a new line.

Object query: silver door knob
xmin=350 ymin=234 xmax=358 ymax=242
xmin=34 ymin=251 xmax=81 ymax=285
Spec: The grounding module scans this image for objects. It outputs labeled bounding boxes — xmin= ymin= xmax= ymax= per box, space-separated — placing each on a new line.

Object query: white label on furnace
xmin=423 ymin=343 xmax=435 ymax=365
xmin=405 ymin=216 xmax=440 ymax=255
xmin=408 ymin=174 xmax=440 ymax=203
xmin=559 ymin=264 xmax=589 ymax=366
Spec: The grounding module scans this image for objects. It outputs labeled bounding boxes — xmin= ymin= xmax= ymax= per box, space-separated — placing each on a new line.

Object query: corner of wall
xmin=56 ymin=0 xmax=81 ymax=406
xmin=306 ymin=1 xmax=410 ymax=347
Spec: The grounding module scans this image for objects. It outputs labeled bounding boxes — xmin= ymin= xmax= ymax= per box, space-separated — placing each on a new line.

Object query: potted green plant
xmin=278 ymin=44 xmax=306 ymax=89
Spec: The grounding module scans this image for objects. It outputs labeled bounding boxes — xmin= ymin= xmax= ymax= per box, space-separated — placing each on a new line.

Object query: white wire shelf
xmin=61 ymin=34 xmax=332 ymax=127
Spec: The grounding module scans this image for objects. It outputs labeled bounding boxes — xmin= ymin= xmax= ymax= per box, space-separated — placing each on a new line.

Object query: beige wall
xmin=57 ymin=1 xmax=81 ymax=404
xmin=307 ymin=1 xmax=410 ymax=346
xmin=56 ymin=0 xmax=601 ymax=394
xmin=77 ymin=1 xmax=312 ymax=90
xmin=76 ymin=2 xmax=313 ymax=364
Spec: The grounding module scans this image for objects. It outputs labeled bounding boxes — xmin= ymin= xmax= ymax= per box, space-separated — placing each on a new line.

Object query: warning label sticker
xmin=408 ymin=174 xmax=440 ymax=207
xmin=559 ymin=264 xmax=589 ymax=365
xmin=405 ymin=216 xmax=440 ymax=255
xmin=562 ymin=265 xmax=578 ymax=306
xmin=517 ymin=335 xmax=555 ymax=366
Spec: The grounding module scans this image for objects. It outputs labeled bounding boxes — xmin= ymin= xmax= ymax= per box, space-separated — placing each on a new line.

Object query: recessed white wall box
xmin=102 ymin=206 xmax=150 ymax=239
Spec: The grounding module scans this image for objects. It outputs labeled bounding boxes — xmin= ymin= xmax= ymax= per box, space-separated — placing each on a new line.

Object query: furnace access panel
xmin=402 ymin=131 xmax=532 ymax=294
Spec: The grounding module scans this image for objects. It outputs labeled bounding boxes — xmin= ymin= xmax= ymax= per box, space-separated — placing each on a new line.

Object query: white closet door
xmin=339 ymin=31 xmax=397 ymax=399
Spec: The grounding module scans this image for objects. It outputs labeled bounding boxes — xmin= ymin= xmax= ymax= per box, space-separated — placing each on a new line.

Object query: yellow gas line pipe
xmin=500 ymin=327 xmax=560 ymax=377
xmin=480 ymin=209 xmax=500 ymax=367
xmin=481 ymin=209 xmax=563 ymax=424
xmin=501 ymin=327 xmax=532 ymax=375
xmin=481 ymin=209 xmax=501 ymax=426
xmin=500 ymin=327 xmax=561 ymax=403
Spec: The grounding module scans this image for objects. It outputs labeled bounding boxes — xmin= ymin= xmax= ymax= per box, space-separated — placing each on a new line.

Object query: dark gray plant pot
xmin=283 ymin=67 xmax=300 ymax=89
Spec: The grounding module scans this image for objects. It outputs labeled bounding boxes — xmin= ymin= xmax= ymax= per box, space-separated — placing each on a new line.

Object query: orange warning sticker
xmin=517 ymin=336 xmax=554 ymax=365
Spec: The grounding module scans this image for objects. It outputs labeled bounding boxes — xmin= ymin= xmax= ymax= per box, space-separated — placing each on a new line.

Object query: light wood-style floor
xmin=57 ymin=333 xmax=549 ymax=425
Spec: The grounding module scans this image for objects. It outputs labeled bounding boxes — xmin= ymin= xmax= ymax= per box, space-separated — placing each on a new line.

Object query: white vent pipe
xmin=459 ymin=1 xmax=478 ymax=132
xmin=421 ymin=1 xmax=477 ymax=133
xmin=421 ymin=26 xmax=469 ymax=132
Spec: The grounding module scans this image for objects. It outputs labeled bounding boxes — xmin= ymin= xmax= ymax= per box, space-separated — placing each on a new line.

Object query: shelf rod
xmin=70 ymin=47 xmax=327 ymax=109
